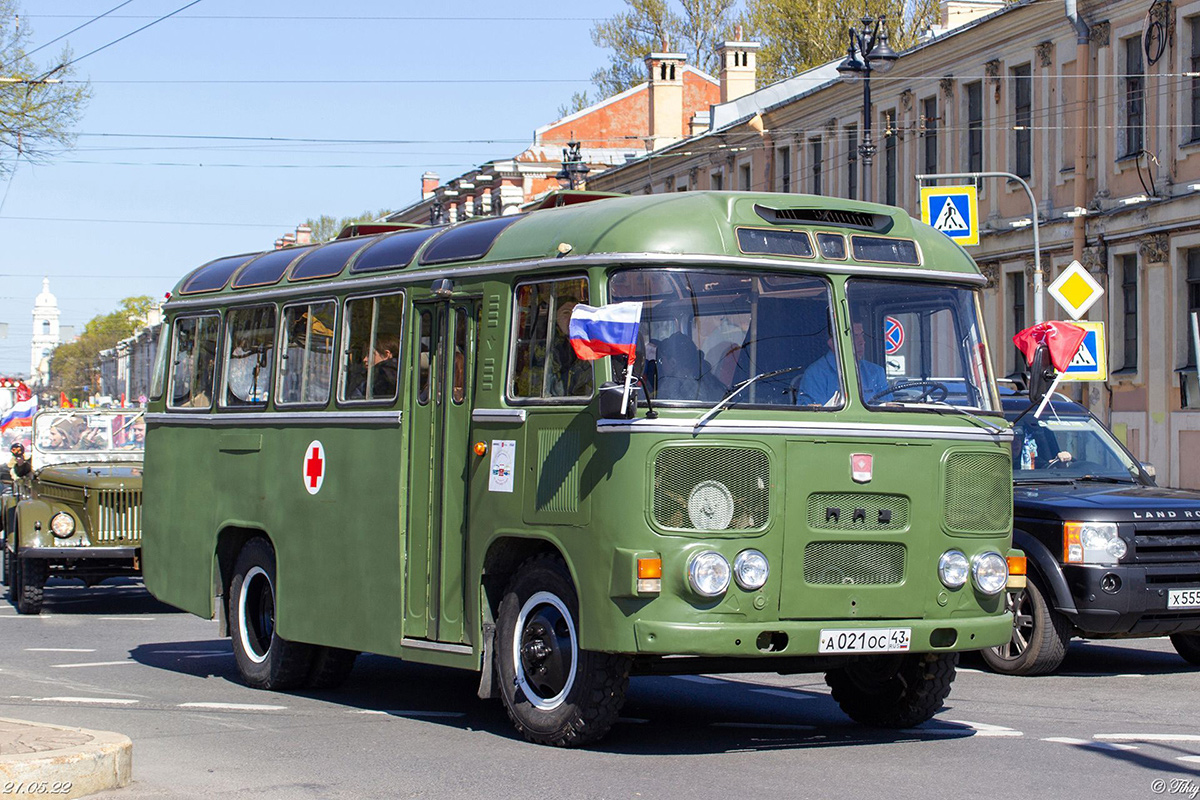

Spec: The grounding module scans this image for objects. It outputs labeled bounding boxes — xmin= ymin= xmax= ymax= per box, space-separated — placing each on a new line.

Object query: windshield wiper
xmin=694 ymin=366 xmax=805 ymax=430
xmin=929 ymin=402 xmax=1003 ymax=434
xmin=1073 ymin=475 xmax=1133 ymax=484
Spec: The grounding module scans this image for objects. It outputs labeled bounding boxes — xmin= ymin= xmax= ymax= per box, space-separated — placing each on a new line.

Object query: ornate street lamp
xmin=836 ymin=13 xmax=898 ymax=202
xmin=429 ymin=197 xmax=444 ymax=225
xmin=556 ymin=140 xmax=590 ymax=190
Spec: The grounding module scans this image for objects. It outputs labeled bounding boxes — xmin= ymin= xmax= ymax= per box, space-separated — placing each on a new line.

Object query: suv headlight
xmin=687 ymin=551 xmax=731 ymax=597
xmin=50 ymin=512 xmax=76 ymax=539
xmin=938 ymin=550 xmax=969 ymax=589
xmin=1064 ymin=521 xmax=1127 ymax=564
xmin=971 ymin=552 xmax=1008 ymax=595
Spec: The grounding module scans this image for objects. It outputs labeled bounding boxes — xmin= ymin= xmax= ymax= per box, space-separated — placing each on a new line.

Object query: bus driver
xmin=796 ymin=320 xmax=887 ymax=405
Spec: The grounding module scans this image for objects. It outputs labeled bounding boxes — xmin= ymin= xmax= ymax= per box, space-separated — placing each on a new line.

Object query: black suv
xmin=982 ymin=394 xmax=1200 ymax=674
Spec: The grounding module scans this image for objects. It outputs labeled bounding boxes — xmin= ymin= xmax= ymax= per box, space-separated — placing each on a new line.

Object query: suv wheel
xmin=1170 ymin=633 xmax=1200 ymax=666
xmin=980 ymin=576 xmax=1070 ymax=675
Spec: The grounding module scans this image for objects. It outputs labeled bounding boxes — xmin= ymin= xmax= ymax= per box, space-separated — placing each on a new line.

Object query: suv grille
xmin=1134 ymin=523 xmax=1200 ymax=577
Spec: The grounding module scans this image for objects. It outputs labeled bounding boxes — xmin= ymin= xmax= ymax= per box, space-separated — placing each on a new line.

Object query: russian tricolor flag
xmin=569 ymin=302 xmax=642 ymax=361
xmin=0 ymin=395 xmax=37 ymax=432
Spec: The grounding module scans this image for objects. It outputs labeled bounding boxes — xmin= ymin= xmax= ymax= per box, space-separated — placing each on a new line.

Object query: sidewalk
xmin=0 ymin=717 xmax=131 ymax=799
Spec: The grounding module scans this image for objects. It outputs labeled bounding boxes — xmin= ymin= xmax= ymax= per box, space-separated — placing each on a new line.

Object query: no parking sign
xmin=883 ymin=316 xmax=905 ymax=355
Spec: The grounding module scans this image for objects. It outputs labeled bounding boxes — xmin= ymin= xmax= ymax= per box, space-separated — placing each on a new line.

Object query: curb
xmin=0 ymin=718 xmax=132 ymax=799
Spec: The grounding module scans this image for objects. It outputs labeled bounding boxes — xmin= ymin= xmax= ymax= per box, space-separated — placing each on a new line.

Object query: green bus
xmin=144 ymin=191 xmax=1020 ymax=746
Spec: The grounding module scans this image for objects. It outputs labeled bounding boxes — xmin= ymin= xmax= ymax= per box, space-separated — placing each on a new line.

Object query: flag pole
xmin=1034 ymin=374 xmax=1063 ymax=419
xmin=620 ymin=356 xmax=635 ymax=416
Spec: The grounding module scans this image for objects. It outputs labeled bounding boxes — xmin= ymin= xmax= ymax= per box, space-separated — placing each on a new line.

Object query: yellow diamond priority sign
xmin=1048 ymin=260 xmax=1104 ymax=320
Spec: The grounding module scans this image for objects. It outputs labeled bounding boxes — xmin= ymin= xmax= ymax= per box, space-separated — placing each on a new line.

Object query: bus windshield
xmin=845 ymin=279 xmax=1000 ymax=413
xmin=609 ymin=269 xmax=839 ymax=407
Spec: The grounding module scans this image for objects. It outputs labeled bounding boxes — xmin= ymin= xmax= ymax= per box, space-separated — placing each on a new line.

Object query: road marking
xmin=956 ymin=667 xmax=984 ymax=674
xmin=346 ymin=709 xmax=465 ymax=718
xmin=673 ymin=676 xmax=721 ymax=684
xmin=1178 ymin=756 xmax=1200 ymax=763
xmin=33 ymin=696 xmax=139 ymax=705
xmin=1096 ymin=734 xmax=1200 ymax=743
xmin=179 ymin=702 xmax=288 ymax=711
xmin=185 ymin=653 xmax=231 ymax=659
xmin=51 ymin=660 xmax=134 ymax=668
xmin=750 ymin=689 xmax=814 ymax=700
xmin=1044 ymin=737 xmax=1138 ymax=751
xmin=155 ymin=649 xmax=228 ymax=655
xmin=1114 ymin=674 xmax=1148 ymax=678
xmin=25 ymin=648 xmax=96 ymax=652
xmin=909 ymin=721 xmax=1022 ymax=737
xmin=711 ymin=722 xmax=817 ymax=731
xmin=97 ymin=616 xmax=155 ymax=621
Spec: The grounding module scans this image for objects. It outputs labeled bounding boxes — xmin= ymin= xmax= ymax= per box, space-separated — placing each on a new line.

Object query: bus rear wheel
xmin=826 ymin=652 xmax=957 ymax=728
xmin=495 ymin=554 xmax=631 ymax=747
xmin=229 ymin=537 xmax=313 ymax=691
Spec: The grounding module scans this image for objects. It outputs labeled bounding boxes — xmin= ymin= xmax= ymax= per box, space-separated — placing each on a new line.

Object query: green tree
xmin=741 ymin=0 xmax=938 ymax=86
xmin=0 ymin=1 xmax=92 ymax=174
xmin=48 ymin=296 xmax=154 ymax=397
xmin=589 ymin=0 xmax=738 ymax=97
xmin=302 ymin=208 xmax=394 ymax=243
xmin=556 ymin=90 xmax=593 ymax=120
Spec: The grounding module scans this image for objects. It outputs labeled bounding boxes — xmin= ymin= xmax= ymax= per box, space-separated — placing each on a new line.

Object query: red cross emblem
xmin=303 ymin=440 xmax=325 ymax=495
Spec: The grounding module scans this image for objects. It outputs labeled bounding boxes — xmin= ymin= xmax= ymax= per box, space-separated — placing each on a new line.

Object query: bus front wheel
xmin=826 ymin=652 xmax=958 ymax=728
xmin=229 ymin=537 xmax=313 ymax=691
xmin=495 ymin=554 xmax=631 ymax=747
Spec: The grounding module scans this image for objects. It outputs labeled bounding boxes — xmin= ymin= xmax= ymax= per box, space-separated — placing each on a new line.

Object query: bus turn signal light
xmin=474 ymin=442 xmax=487 ymax=456
xmin=1006 ymin=555 xmax=1027 ymax=590
xmin=637 ymin=557 xmax=662 ymax=594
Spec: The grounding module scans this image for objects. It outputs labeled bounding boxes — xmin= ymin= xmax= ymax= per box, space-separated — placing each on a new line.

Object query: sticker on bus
xmin=489 ymin=440 xmax=516 ymax=492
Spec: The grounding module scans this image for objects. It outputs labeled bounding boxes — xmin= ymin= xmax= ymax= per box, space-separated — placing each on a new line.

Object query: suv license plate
xmin=1168 ymin=589 xmax=1200 ymax=609
xmin=819 ymin=628 xmax=911 ymax=654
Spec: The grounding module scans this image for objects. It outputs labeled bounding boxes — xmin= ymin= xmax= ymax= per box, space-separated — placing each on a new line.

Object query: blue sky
xmin=0 ymin=0 xmax=625 ymax=373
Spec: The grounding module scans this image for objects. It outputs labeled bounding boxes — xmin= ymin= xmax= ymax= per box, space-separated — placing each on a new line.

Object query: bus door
xmin=405 ymin=299 xmax=477 ymax=645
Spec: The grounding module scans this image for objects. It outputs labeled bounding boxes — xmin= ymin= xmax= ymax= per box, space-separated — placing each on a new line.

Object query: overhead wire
xmin=4 ymin=0 xmax=138 ymax=72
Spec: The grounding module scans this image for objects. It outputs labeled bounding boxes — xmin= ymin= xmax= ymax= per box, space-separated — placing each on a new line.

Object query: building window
xmin=884 ymin=112 xmax=897 ymax=206
xmin=1009 ymin=272 xmax=1025 ymax=373
xmin=740 ymin=163 xmax=751 ymax=190
xmin=779 ymin=146 xmax=791 ymax=193
xmin=1188 ymin=249 xmax=1200 ymax=367
xmin=710 ymin=170 xmax=723 ymax=190
xmin=810 ymin=138 xmax=823 ymax=195
xmin=1124 ymin=35 xmax=1145 ymax=157
xmin=1121 ymin=254 xmax=1138 ymax=370
xmin=922 ymin=97 xmax=938 ymax=174
xmin=847 ymin=125 xmax=858 ymax=200
xmin=966 ymin=82 xmax=983 ymax=173
xmin=1012 ymin=65 xmax=1032 ymax=178
xmin=1191 ymin=18 xmax=1200 ymax=142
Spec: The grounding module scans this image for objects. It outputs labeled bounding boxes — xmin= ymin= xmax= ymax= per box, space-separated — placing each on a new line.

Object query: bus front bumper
xmin=632 ymin=613 xmax=1014 ymax=657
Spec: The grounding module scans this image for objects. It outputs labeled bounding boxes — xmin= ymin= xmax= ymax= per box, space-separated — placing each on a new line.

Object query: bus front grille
xmin=652 ymin=446 xmax=770 ymax=531
xmin=93 ymin=489 xmax=142 ymax=543
xmin=803 ymin=541 xmax=905 ymax=585
xmin=807 ymin=493 xmax=908 ymax=531
xmin=944 ymin=452 xmax=1011 ymax=534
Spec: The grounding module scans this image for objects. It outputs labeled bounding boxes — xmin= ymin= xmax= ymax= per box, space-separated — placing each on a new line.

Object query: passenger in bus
xmin=795 ymin=322 xmax=887 ymax=405
xmin=355 ymin=333 xmax=399 ymax=400
xmin=654 ymin=332 xmax=725 ymax=402
xmin=547 ymin=300 xmax=592 ymax=397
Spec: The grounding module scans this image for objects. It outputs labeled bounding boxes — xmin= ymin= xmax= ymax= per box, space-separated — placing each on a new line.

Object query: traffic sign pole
xmin=915 ymin=171 xmax=1043 ymax=323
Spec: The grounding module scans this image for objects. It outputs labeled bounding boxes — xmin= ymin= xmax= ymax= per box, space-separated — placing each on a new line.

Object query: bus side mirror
xmin=1027 ymin=344 xmax=1056 ymax=406
xmin=598 ymin=381 xmax=637 ymax=420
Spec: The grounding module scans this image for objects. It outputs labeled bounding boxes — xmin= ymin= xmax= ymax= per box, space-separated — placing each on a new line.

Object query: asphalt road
xmin=3 ymin=578 xmax=1200 ymax=800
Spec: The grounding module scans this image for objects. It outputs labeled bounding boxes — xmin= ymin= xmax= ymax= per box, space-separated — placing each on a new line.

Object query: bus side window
xmin=278 ymin=301 xmax=336 ymax=406
xmin=339 ymin=292 xmax=404 ymax=405
xmin=509 ymin=277 xmax=592 ymax=401
xmin=168 ymin=314 xmax=220 ymax=410
xmin=417 ymin=309 xmax=432 ymax=404
xmin=222 ymin=306 xmax=277 ymax=408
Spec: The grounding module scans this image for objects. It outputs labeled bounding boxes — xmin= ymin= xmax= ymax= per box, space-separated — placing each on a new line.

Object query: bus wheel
xmin=306 ymin=646 xmax=359 ymax=690
xmin=496 ymin=554 xmax=631 ymax=747
xmin=979 ymin=578 xmax=1069 ymax=676
xmin=826 ymin=652 xmax=957 ymax=728
xmin=229 ymin=538 xmax=313 ymax=691
xmin=14 ymin=557 xmax=47 ymax=615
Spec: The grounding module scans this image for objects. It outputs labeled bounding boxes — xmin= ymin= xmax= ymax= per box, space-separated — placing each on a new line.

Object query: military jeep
xmin=1 ymin=409 xmax=144 ymax=614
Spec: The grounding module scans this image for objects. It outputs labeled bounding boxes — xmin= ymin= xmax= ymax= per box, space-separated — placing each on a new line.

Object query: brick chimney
xmin=644 ymin=50 xmax=687 ymax=151
xmin=295 ymin=224 xmax=313 ymax=245
xmin=422 ymin=171 xmax=440 ymax=200
xmin=717 ymin=28 xmax=760 ymax=104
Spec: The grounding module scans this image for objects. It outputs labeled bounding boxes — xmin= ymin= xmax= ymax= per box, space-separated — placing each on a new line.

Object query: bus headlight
xmin=50 ymin=512 xmax=76 ymax=539
xmin=687 ymin=551 xmax=731 ymax=597
xmin=971 ymin=552 xmax=1008 ymax=595
xmin=938 ymin=550 xmax=969 ymax=589
xmin=733 ymin=550 xmax=769 ymax=591
xmin=1064 ymin=522 xmax=1126 ymax=564
xmin=688 ymin=481 xmax=735 ymax=530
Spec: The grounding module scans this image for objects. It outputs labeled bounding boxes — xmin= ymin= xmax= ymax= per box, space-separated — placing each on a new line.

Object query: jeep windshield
xmin=32 ymin=411 xmax=145 ymax=459
xmin=1008 ymin=409 xmax=1143 ymax=484
xmin=845 ymin=279 xmax=1001 ymax=414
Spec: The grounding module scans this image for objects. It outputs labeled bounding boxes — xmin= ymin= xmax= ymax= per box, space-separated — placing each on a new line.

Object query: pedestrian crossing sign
xmin=920 ymin=185 xmax=979 ymax=246
xmin=1060 ymin=321 xmax=1108 ymax=382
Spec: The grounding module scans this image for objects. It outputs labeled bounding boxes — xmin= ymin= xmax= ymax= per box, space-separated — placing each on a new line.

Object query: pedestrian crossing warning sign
xmin=1060 ymin=321 xmax=1108 ymax=382
xmin=920 ymin=185 xmax=979 ymax=246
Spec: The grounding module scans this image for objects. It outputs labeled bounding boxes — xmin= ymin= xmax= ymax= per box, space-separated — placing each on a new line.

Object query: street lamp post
xmin=556 ymin=140 xmax=590 ymax=190
xmin=836 ymin=13 xmax=899 ymax=203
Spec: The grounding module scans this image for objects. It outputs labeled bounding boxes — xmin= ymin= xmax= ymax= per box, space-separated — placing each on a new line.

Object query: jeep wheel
xmin=1170 ymin=633 xmax=1200 ymax=666
xmin=13 ymin=556 xmax=47 ymax=615
xmin=980 ymin=577 xmax=1070 ymax=676
xmin=229 ymin=537 xmax=313 ymax=690
xmin=826 ymin=652 xmax=958 ymax=728
xmin=495 ymin=554 xmax=631 ymax=747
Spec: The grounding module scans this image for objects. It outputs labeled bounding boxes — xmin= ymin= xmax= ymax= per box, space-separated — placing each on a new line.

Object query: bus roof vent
xmin=754 ymin=203 xmax=892 ymax=232
xmin=418 ymin=214 xmax=522 ymax=266
xmin=179 ymin=253 xmax=259 ymax=295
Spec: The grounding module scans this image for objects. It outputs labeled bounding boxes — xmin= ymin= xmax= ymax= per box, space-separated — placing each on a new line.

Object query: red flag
xmin=59 ymin=391 xmax=72 ymax=409
xmin=1013 ymin=321 xmax=1087 ymax=373
xmin=14 ymin=381 xmax=30 ymax=402
xmin=120 ymin=393 xmax=126 ymax=408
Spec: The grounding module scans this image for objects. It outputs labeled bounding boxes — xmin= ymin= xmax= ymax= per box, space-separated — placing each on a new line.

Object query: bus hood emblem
xmin=851 ymin=453 xmax=873 ymax=483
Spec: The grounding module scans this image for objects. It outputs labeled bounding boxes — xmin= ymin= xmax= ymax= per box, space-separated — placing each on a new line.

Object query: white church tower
xmin=31 ymin=277 xmax=60 ymax=387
